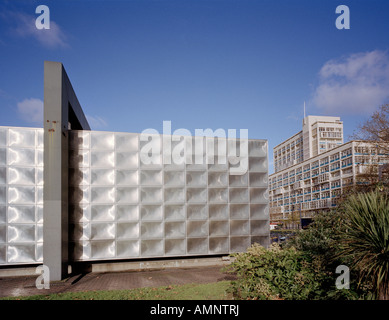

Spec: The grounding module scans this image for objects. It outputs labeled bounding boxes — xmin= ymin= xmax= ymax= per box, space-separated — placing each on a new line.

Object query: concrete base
xmin=0 ymin=256 xmax=232 ymax=278
xmin=84 ymin=256 xmax=232 ymax=273
xmin=0 ymin=267 xmax=38 ymax=278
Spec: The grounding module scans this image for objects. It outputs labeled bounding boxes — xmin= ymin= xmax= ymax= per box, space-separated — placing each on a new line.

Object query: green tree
xmin=338 ymin=191 xmax=389 ymax=300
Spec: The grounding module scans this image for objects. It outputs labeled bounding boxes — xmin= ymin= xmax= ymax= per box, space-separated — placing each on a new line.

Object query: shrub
xmin=286 ymin=208 xmax=370 ymax=299
xmin=338 ymin=191 xmax=389 ymax=300
xmin=225 ymin=243 xmax=327 ymax=300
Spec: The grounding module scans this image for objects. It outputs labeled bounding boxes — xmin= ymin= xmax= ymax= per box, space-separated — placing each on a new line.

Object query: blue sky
xmin=1 ymin=0 xmax=389 ymax=173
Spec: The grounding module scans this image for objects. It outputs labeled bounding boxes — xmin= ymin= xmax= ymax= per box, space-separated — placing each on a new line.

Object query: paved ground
xmin=0 ymin=266 xmax=235 ymax=298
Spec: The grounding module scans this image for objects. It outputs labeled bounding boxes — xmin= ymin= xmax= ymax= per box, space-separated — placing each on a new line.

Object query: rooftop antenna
xmin=303 ymin=101 xmax=306 ymax=125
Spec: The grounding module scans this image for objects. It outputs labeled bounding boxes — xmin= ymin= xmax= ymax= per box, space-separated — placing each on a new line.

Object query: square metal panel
xmin=8 ymin=148 xmax=35 ymax=166
xmin=9 ymin=129 xmax=35 ymax=148
xmin=165 ymin=239 xmax=185 ymax=256
xmin=141 ymin=239 xmax=164 ymax=256
xmin=63 ymin=131 xmax=269 ymax=262
xmin=164 ymin=205 xmax=185 ymax=221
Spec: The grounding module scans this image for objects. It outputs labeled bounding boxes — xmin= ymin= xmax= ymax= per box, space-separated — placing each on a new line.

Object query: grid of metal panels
xmin=0 ymin=127 xmax=269 ymax=265
xmin=68 ymin=130 xmax=269 ymax=261
xmin=0 ymin=127 xmax=44 ymax=265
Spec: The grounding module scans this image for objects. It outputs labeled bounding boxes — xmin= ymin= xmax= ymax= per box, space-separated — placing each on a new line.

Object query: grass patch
xmin=1 ymin=281 xmax=233 ymax=300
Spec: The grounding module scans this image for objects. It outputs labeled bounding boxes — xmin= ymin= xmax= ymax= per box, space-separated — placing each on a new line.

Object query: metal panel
xmin=90 ymin=240 xmax=115 ymax=259
xmin=165 ymin=221 xmax=185 ymax=238
xmin=7 ymin=244 xmax=36 ymax=263
xmin=64 ymin=131 xmax=269 ymax=262
xmin=229 ymin=173 xmax=248 ymax=187
xmin=230 ymin=220 xmax=250 ymax=236
xmin=117 ymin=187 xmax=138 ymax=204
xmin=230 ymin=236 xmax=251 ymax=252
xmin=209 ymin=204 xmax=228 ymax=220
xmin=0 ymin=187 xmax=6 ymax=204
xmin=164 ymin=171 xmax=185 ymax=186
xmin=115 ymin=133 xmax=138 ymax=151
xmin=91 ymin=151 xmax=115 ymax=168
xmin=91 ymin=132 xmax=115 ymax=150
xmin=208 ymin=188 xmax=228 ymax=203
xmin=8 ymin=225 xmax=36 ymax=243
xmin=230 ymin=204 xmax=249 ymax=219
xmin=0 ymin=245 xmax=6 ymax=263
xmin=8 ymin=148 xmax=35 ymax=166
xmin=186 ymin=171 xmax=207 ymax=186
xmin=0 ymin=225 xmax=6 ymax=243
xmin=187 ymin=204 xmax=207 ymax=220
xmin=8 ymin=206 xmax=36 ymax=223
xmin=164 ymin=205 xmax=186 ymax=221
xmin=141 ymin=222 xmax=163 ymax=238
xmin=117 ymin=205 xmax=139 ymax=221
xmin=0 ymin=206 xmax=6 ymax=223
xmin=208 ymin=172 xmax=228 ymax=187
xmin=140 ymin=187 xmax=162 ymax=204
xmin=186 ymin=188 xmax=207 ymax=203
xmin=90 ymin=223 xmax=116 ymax=240
xmin=8 ymin=167 xmax=35 ymax=185
xmin=250 ymin=204 xmax=269 ymax=220
xmin=91 ymin=169 xmax=115 ymax=185
xmin=140 ymin=170 xmax=162 ymax=185
xmin=117 ymin=222 xmax=139 ymax=239
xmin=187 ymin=238 xmax=208 ymax=254
xmin=249 ymin=172 xmax=268 ymax=187
xmin=187 ymin=221 xmax=208 ymax=237
xmin=0 ymin=149 xmax=6 ymax=165
xmin=165 ymin=239 xmax=185 ymax=255
xmin=141 ymin=239 xmax=163 ymax=256
xmin=9 ymin=129 xmax=35 ymax=148
xmin=117 ymin=240 xmax=139 ymax=257
xmin=0 ymin=128 xmax=6 ymax=146
xmin=209 ymin=220 xmax=229 ymax=237
xmin=116 ymin=151 xmax=138 ymax=169
xmin=209 ymin=237 xmax=229 ymax=254
xmin=164 ymin=188 xmax=185 ymax=203
xmin=141 ymin=205 xmax=163 ymax=221
xmin=0 ymin=167 xmax=6 ymax=184
xmin=0 ymin=127 xmax=44 ymax=265
xmin=8 ymin=186 xmax=35 ymax=204
xmin=116 ymin=170 xmax=138 ymax=186
xmin=229 ymin=188 xmax=249 ymax=203
xmin=91 ymin=205 xmax=115 ymax=221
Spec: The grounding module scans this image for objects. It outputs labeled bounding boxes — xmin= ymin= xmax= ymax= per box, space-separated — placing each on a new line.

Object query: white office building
xmin=269 ymin=116 xmax=389 ymax=225
xmin=273 ymin=116 xmax=343 ymax=173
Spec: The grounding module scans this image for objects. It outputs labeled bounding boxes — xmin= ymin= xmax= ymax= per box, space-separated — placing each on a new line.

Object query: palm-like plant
xmin=339 ymin=191 xmax=389 ymax=299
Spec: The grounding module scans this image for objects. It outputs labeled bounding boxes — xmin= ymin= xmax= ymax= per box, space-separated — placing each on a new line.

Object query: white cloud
xmin=312 ymin=50 xmax=389 ymax=115
xmin=86 ymin=115 xmax=108 ymax=129
xmin=11 ymin=11 xmax=68 ymax=48
xmin=17 ymin=98 xmax=43 ymax=125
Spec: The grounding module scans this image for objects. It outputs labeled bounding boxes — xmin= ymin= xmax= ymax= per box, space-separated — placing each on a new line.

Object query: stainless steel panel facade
xmin=0 ymin=127 xmax=269 ymax=265
xmin=0 ymin=127 xmax=44 ymax=265
xmin=68 ymin=130 xmax=269 ymax=261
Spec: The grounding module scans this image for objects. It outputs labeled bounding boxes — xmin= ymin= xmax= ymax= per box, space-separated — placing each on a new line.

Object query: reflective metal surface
xmin=68 ymin=130 xmax=269 ymax=261
xmin=0 ymin=127 xmax=43 ymax=265
xmin=0 ymin=127 xmax=269 ymax=265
